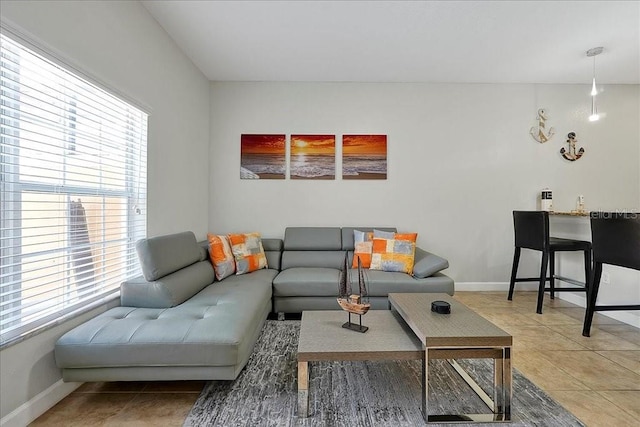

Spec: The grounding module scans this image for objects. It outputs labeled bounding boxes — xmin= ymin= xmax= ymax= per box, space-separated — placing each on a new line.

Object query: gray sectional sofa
xmin=55 ymin=227 xmax=453 ymax=382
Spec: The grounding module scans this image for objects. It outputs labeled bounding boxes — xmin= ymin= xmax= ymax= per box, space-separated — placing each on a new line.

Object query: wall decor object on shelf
xmin=240 ymin=134 xmax=286 ymax=179
xmin=529 ymin=108 xmax=555 ymax=143
xmin=342 ymin=135 xmax=387 ymax=180
xmin=290 ymin=134 xmax=336 ymax=180
xmin=560 ymin=132 xmax=585 ymax=161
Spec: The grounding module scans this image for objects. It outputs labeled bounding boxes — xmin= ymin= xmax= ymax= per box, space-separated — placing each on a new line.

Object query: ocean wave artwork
xmin=290 ymin=135 xmax=336 ymax=180
xmin=342 ymin=135 xmax=387 ymax=180
xmin=240 ymin=134 xmax=286 ymax=179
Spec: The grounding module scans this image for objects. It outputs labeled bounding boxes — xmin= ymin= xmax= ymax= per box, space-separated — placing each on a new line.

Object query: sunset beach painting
xmin=240 ymin=134 xmax=286 ymax=179
xmin=290 ymin=134 xmax=336 ymax=180
xmin=342 ymin=135 xmax=387 ymax=179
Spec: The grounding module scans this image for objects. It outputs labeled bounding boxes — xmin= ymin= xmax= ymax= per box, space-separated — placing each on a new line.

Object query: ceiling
xmin=141 ymin=1 xmax=640 ymax=84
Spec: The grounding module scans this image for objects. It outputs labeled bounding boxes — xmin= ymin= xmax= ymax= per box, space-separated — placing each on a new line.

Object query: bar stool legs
xmin=536 ymin=252 xmax=549 ymax=314
xmin=582 ymin=264 xmax=602 ymax=337
xmin=507 ymin=248 xmax=521 ymax=301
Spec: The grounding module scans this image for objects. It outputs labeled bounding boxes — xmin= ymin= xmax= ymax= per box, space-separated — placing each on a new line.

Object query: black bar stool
xmin=582 ymin=212 xmax=640 ymax=337
xmin=507 ymin=211 xmax=592 ymax=314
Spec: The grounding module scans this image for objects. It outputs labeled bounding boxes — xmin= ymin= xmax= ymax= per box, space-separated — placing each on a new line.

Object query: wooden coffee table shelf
xmin=389 ymin=293 xmax=512 ymax=423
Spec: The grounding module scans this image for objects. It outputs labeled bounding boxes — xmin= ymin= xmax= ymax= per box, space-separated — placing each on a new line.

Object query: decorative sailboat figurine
xmin=337 ymin=254 xmax=370 ymax=332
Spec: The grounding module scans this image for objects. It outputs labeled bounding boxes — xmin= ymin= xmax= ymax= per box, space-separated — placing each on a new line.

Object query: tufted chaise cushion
xmin=55 ymin=269 xmax=276 ymax=371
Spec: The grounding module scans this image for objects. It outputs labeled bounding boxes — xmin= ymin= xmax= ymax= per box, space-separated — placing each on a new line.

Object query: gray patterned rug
xmin=184 ymin=320 xmax=583 ymax=427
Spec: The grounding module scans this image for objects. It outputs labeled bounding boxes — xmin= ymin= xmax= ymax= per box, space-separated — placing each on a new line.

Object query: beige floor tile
xmin=29 ymin=393 xmax=134 ymax=426
xmin=596 ymin=350 xmax=640 ymax=375
xmin=598 ymin=390 xmax=640 ymax=419
xmin=556 ymin=307 xmax=627 ymax=326
xmin=537 ymin=350 xmax=640 ymax=390
xmin=547 ymin=324 xmax=640 ymax=351
xmin=512 ymin=349 xmax=589 ymax=391
xmin=477 ymin=310 xmax=541 ymax=327
xmin=523 ymin=310 xmax=582 ymax=326
xmin=499 ymin=325 xmax=587 ymax=351
xmin=104 ymin=393 xmax=199 ymax=426
xmin=547 ymin=390 xmax=639 ymax=427
xmin=598 ymin=324 xmax=640 ymax=346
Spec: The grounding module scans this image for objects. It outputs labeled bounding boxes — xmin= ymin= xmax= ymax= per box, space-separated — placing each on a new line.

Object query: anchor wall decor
xmin=530 ymin=108 xmax=555 ymax=143
xmin=560 ymin=132 xmax=585 ymax=161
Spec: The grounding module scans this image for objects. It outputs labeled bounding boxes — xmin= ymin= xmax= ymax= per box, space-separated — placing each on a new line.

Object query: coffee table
xmin=297 ymin=294 xmax=512 ymax=423
xmin=388 ymin=293 xmax=512 ymax=423
xmin=297 ymin=310 xmax=423 ymax=417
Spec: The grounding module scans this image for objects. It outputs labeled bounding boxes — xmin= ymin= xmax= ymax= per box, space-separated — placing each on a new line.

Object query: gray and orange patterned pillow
xmin=228 ymin=232 xmax=268 ymax=275
xmin=370 ymin=232 xmax=417 ymax=274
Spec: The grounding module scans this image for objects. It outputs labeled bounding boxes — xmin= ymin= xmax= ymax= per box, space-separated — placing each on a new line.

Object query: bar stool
xmin=507 ymin=211 xmax=592 ymax=314
xmin=582 ymin=212 xmax=640 ymax=336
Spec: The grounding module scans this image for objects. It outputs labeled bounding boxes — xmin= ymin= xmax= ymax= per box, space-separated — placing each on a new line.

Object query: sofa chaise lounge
xmin=55 ymin=227 xmax=453 ymax=382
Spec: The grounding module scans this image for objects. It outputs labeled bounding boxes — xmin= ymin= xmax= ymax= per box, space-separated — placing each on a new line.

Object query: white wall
xmin=0 ymin=0 xmax=210 ymax=422
xmin=209 ymin=82 xmax=639 ymax=319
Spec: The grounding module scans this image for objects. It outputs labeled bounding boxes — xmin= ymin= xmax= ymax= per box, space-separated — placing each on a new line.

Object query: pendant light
xmin=586 ymin=47 xmax=603 ymax=122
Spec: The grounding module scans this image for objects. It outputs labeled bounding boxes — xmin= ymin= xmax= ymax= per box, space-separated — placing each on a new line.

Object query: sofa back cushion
xmin=284 ymin=227 xmax=342 ymax=250
xmin=282 ymin=227 xmax=344 ymax=270
xmin=136 ymin=231 xmax=202 ymax=281
xmin=281 ymin=250 xmax=346 ymax=270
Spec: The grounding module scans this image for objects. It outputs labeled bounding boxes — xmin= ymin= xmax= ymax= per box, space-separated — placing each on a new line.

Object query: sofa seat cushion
xmin=55 ymin=269 xmax=276 ymax=369
xmin=363 ymin=270 xmax=454 ymax=296
xmin=273 ymin=267 xmax=340 ymax=297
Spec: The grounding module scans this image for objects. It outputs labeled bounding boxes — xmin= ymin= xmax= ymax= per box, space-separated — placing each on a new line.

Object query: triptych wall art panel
xmin=290 ymin=134 xmax=336 ymax=180
xmin=240 ymin=134 xmax=286 ymax=179
xmin=240 ymin=134 xmax=387 ymax=180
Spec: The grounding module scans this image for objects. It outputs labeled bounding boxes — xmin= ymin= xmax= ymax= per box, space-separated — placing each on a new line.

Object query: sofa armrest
xmin=412 ymin=247 xmax=449 ymax=278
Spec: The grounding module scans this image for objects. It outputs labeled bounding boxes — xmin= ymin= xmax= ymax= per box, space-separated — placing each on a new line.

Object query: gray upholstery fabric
xmin=365 ymin=271 xmax=454 ymax=296
xmin=412 ymin=247 xmax=450 ymax=278
xmin=341 ymin=227 xmax=396 ymax=250
xmin=262 ymin=238 xmax=283 ymax=271
xmin=273 ymin=296 xmax=395 ymax=312
xmin=281 ymin=250 xmax=346 ymax=270
xmin=120 ymin=261 xmax=215 ymax=308
xmin=272 ymin=267 xmax=340 ymax=296
xmin=283 ymin=227 xmax=342 ymax=250
xmin=136 ymin=231 xmax=202 ymax=281
xmin=56 ymin=269 xmax=275 ymax=372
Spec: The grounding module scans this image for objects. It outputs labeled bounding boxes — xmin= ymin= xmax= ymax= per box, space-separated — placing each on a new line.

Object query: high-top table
xmin=388 ymin=293 xmax=513 ymax=423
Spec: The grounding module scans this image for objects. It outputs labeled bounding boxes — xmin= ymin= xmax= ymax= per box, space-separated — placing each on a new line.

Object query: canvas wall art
xmin=290 ymin=134 xmax=336 ymax=180
xmin=240 ymin=134 xmax=286 ymax=179
xmin=342 ymin=135 xmax=387 ymax=179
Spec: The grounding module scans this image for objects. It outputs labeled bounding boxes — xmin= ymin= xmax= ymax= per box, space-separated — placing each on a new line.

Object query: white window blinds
xmin=0 ymin=33 xmax=147 ymax=346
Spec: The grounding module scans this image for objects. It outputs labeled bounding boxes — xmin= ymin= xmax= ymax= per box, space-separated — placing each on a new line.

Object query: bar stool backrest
xmin=513 ymin=211 xmax=550 ymax=251
xmin=590 ymin=212 xmax=640 ymax=270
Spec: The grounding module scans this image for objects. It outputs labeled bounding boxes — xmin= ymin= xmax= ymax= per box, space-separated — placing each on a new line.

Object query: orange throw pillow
xmin=207 ymin=234 xmax=236 ymax=281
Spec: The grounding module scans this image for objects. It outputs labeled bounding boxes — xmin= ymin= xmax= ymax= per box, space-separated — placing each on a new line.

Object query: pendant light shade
xmin=586 ymin=47 xmax=603 ymax=122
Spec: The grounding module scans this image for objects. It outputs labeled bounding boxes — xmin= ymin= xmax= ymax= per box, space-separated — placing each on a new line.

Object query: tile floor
xmin=30 ymin=291 xmax=639 ymax=426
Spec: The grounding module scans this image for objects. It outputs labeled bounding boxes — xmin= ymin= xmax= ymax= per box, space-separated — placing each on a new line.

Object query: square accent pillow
xmin=228 ymin=232 xmax=268 ymax=275
xmin=352 ymin=230 xmax=374 ymax=268
xmin=370 ymin=232 xmax=418 ymax=274
xmin=207 ymin=234 xmax=236 ymax=281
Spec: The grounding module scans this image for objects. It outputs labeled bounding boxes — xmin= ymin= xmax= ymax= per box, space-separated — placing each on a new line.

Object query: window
xmin=0 ymin=33 xmax=147 ymax=346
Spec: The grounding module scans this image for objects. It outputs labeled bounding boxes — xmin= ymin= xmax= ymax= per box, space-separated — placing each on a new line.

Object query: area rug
xmin=184 ymin=320 xmax=584 ymax=427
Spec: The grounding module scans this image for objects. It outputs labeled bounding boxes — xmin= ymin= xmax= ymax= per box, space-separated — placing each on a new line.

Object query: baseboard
xmin=455 ymin=282 xmax=640 ymax=328
xmin=0 ymin=380 xmax=82 ymax=427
